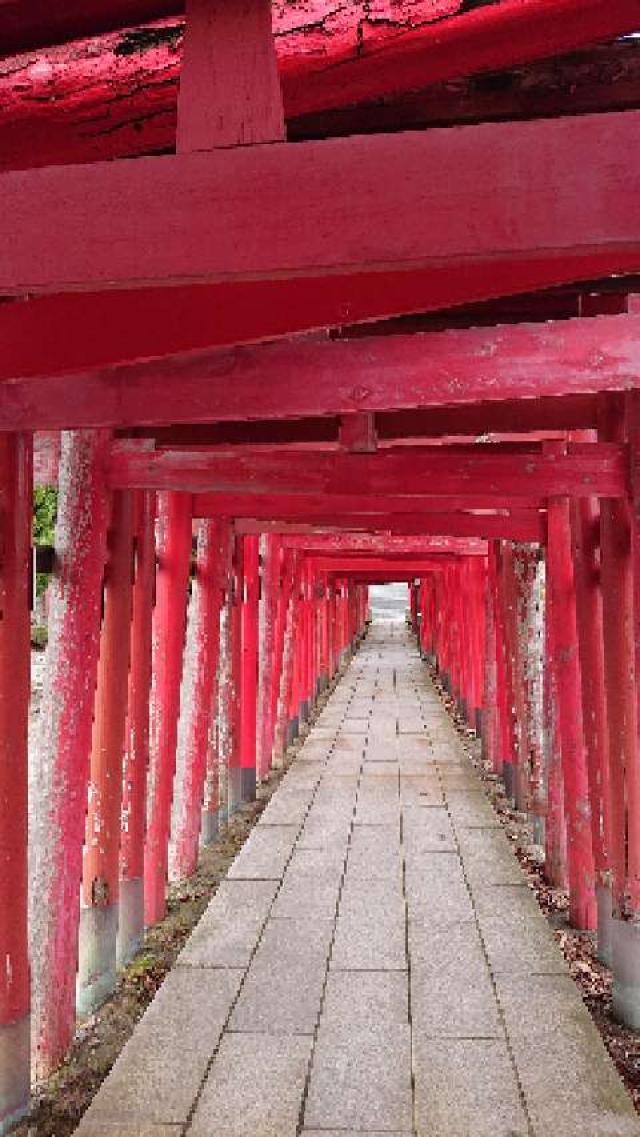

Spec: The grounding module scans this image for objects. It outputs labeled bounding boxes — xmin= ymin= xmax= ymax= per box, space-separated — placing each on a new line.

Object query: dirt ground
xmin=429 ymin=665 xmax=640 ymax=1115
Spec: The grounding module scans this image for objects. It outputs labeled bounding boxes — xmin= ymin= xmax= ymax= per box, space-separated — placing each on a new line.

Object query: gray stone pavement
xmin=77 ymin=623 xmax=640 ymax=1137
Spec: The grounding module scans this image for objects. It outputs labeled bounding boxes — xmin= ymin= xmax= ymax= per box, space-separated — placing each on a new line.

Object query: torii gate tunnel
xmin=0 ymin=0 xmax=640 ymax=1130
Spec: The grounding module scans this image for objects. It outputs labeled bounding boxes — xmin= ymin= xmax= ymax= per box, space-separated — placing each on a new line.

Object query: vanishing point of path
xmin=76 ymin=623 xmax=640 ymax=1137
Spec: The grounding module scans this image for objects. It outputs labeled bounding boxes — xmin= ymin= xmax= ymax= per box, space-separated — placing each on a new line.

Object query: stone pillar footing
xmin=0 ymin=1015 xmax=29 ymax=1136
xmin=286 ymin=718 xmax=299 ymax=748
xmin=502 ymin=762 xmax=515 ymax=804
xmin=76 ymin=902 xmax=119 ymax=1017
xmin=116 ymin=877 xmax=144 ymax=969
xmin=596 ymin=883 xmax=614 ymax=968
xmin=229 ymin=765 xmax=256 ymax=808
xmin=612 ymin=916 xmax=640 ymax=1028
xmin=299 ymin=699 xmax=310 ymax=724
xmin=200 ymin=809 xmax=219 ymax=848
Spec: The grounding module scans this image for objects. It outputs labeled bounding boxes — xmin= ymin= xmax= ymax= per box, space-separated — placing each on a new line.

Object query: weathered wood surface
xmin=1 ymin=111 xmax=638 ymax=299
xmin=107 ymin=441 xmax=627 ymax=497
xmin=0 ymin=12 xmax=638 ymax=171
xmin=2 ymin=313 xmax=637 ymax=431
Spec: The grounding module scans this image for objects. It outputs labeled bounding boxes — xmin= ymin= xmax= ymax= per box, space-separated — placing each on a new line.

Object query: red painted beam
xmin=122 ymin=394 xmax=596 ymax=449
xmin=234 ymin=511 xmax=546 ymax=542
xmin=292 ymin=534 xmax=490 ymax=555
xmin=193 ymin=492 xmax=547 ymax=516
xmin=2 ymin=111 xmax=638 ymax=299
xmin=3 ymin=310 xmax=635 ymax=429
xmin=2 ymin=270 xmax=635 ymax=391
xmin=109 ymin=441 xmax=626 ymax=498
xmin=0 ymin=3 xmax=637 ymax=173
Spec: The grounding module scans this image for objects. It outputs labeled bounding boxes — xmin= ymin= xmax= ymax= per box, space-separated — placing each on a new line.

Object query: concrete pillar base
xmin=474 ymin=708 xmax=483 ymax=737
xmin=299 ymin=699 xmax=310 ymax=724
xmin=286 ymin=718 xmax=299 ymax=748
xmin=116 ymin=877 xmax=144 ymax=969
xmin=458 ymin=697 xmax=468 ymax=724
xmin=76 ymin=902 xmax=119 ymax=1017
xmin=596 ymin=883 xmax=614 ymax=968
xmin=229 ymin=766 xmax=256 ymax=808
xmin=502 ymin=762 xmax=515 ymax=804
xmin=200 ymin=809 xmax=219 ymax=848
xmin=612 ymin=917 xmax=640 ymax=1028
xmin=0 ymin=1014 xmax=29 ymax=1136
xmin=532 ymin=815 xmax=545 ymax=847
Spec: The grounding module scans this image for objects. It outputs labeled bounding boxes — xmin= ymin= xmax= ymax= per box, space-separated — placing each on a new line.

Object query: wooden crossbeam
xmin=1 ymin=312 xmax=635 ymax=431
xmin=193 ymin=492 xmax=547 ymax=516
xmin=234 ymin=511 xmax=545 ymax=541
xmin=2 ymin=112 xmax=637 ymax=300
xmin=109 ymin=441 xmax=626 ymax=497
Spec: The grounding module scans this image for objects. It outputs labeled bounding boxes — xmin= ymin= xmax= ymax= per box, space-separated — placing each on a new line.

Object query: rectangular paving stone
xmin=346 ymin=827 xmax=403 ymax=881
xmin=331 ymin=910 xmax=407 ymax=970
xmin=190 ymin=1032 xmax=312 ymax=1137
xmin=284 ymin=845 xmax=347 ymax=884
xmin=403 ymin=807 xmax=456 ymax=853
xmin=457 ymin=827 xmax=527 ymax=886
xmin=470 ymin=882 xmax=544 ymax=923
xmin=257 ymin=787 xmax=314 ymax=826
xmin=302 ymin=1131 xmax=413 ymax=1136
xmin=406 ymin=854 xmax=474 ymax=925
xmin=322 ymin=970 xmax=409 ymax=1028
xmin=497 ymin=974 xmax=640 ymax=1137
xmin=411 ymin=923 xmax=501 ymax=1037
xmin=400 ymin=774 xmax=444 ymax=807
xmin=304 ymin=1024 xmax=412 ymax=1132
xmin=227 ymin=825 xmax=298 ymax=880
xmin=339 ymin=875 xmax=406 ymax=923
xmin=230 ymin=917 xmax=334 ymax=1034
xmin=178 ymin=880 xmax=278 ymax=968
xmin=271 ymin=873 xmax=340 ymax=919
xmin=480 ymin=914 xmax=568 ymax=976
xmin=445 ymin=788 xmax=501 ymax=828
xmin=79 ymin=969 xmax=243 ymax=1127
xmin=414 ymin=1037 xmax=528 ymax=1137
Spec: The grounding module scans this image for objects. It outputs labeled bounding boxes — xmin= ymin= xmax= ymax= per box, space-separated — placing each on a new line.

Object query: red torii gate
xmin=1 ymin=0 xmax=640 ymax=1129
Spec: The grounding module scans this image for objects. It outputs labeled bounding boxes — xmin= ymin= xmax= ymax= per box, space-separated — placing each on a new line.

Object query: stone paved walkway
xmin=77 ymin=623 xmax=640 ymax=1137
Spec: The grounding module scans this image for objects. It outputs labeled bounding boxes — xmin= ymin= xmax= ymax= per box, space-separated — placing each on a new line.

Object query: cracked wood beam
xmin=0 ymin=18 xmax=638 ymax=172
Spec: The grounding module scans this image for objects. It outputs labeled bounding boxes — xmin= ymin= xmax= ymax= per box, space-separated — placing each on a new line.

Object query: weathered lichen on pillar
xmin=30 ymin=430 xmax=111 ymax=1077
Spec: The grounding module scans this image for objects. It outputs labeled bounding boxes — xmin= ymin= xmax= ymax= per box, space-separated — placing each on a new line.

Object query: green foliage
xmin=33 ymin=486 xmax=58 ymax=596
xmin=33 ymin=485 xmax=58 ymax=546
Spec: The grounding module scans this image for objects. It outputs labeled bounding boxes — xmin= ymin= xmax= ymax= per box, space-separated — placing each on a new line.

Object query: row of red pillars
xmin=0 ymin=430 xmax=368 ymax=1131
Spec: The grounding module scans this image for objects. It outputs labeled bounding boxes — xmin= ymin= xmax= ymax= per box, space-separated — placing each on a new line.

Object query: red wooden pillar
xmin=237 ymin=533 xmax=259 ymax=803
xmin=32 ymin=430 xmax=110 ymax=1076
xmin=493 ymin=543 xmax=517 ymax=792
xmin=269 ymin=549 xmax=295 ymax=765
xmin=0 ymin=434 xmax=32 ymax=1130
xmin=571 ymin=496 xmax=612 ymax=959
xmin=144 ymin=491 xmax=192 ymax=927
xmin=547 ymin=493 xmax=596 ymax=930
xmin=600 ymin=394 xmax=640 ymax=1026
xmin=118 ymin=490 xmax=155 ymax=967
xmin=319 ymin=574 xmax=330 ymax=691
xmin=257 ymin=533 xmax=279 ymax=780
xmin=483 ymin=548 xmax=499 ymax=768
xmin=171 ymin=518 xmax=229 ymax=880
xmin=227 ymin=534 xmax=243 ymax=812
xmin=77 ymin=490 xmax=134 ymax=1016
xmin=600 ymin=397 xmax=638 ymax=916
xmin=544 ymin=566 xmax=569 ymax=891
xmin=204 ymin=568 xmax=234 ymax=845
